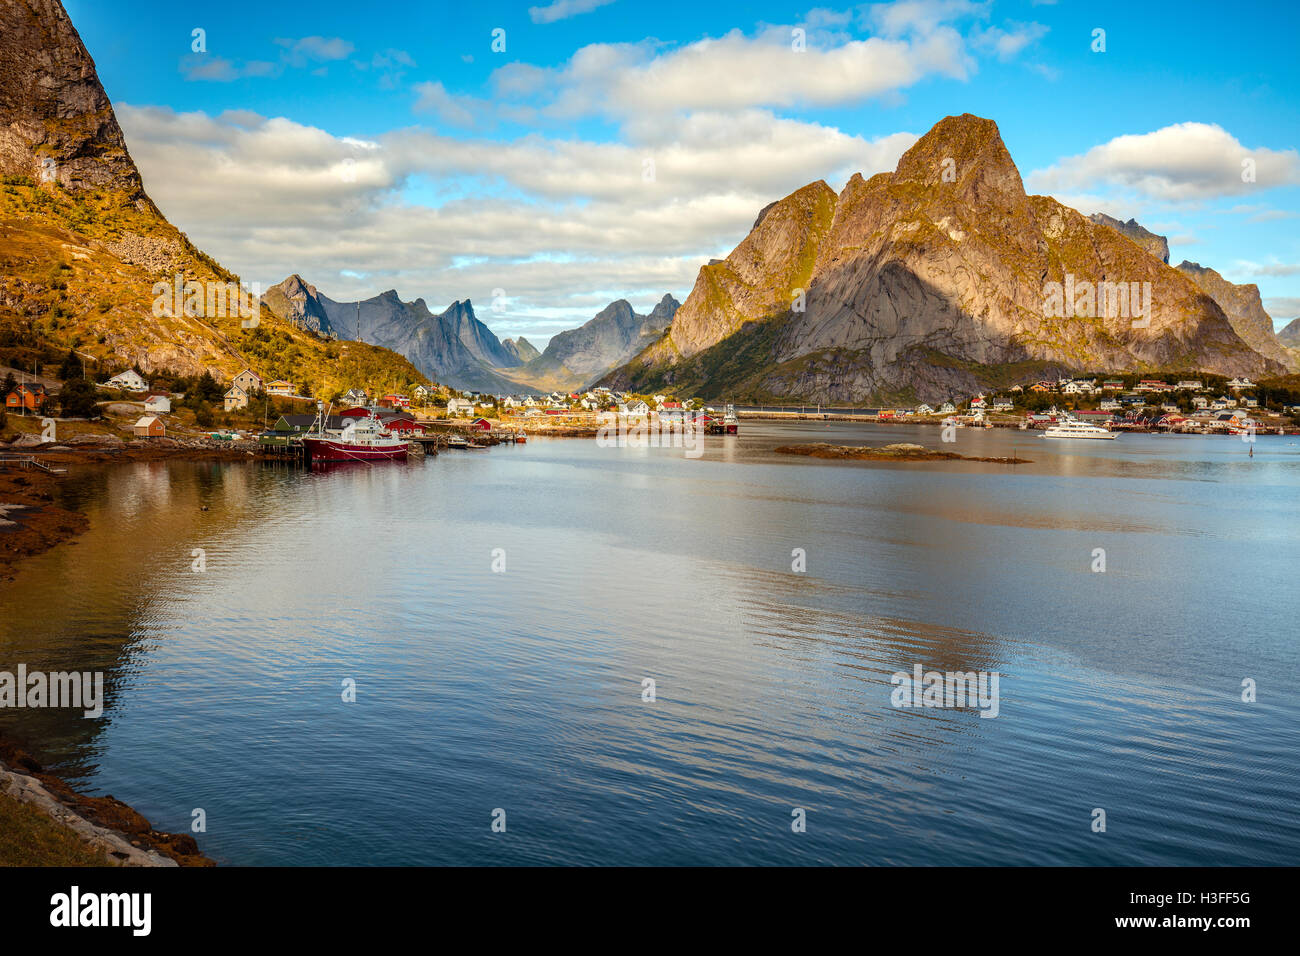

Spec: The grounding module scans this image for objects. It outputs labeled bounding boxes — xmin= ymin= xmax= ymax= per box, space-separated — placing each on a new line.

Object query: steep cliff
xmin=1175 ymin=261 xmax=1294 ymax=369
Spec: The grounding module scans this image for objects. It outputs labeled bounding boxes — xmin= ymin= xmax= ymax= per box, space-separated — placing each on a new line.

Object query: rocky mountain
xmin=0 ymin=0 xmax=154 ymax=208
xmin=1279 ymin=317 xmax=1300 ymax=348
xmin=0 ymin=1 xmax=429 ymax=397
xmin=1174 ymin=261 xmax=1294 ymax=369
xmin=604 ymin=114 xmax=1283 ymax=404
xmin=501 ymin=336 xmax=540 ymax=363
xmin=262 ymin=277 xmax=523 ymax=392
xmin=511 ymin=295 xmax=679 ymax=390
xmin=1088 ymin=214 xmax=1169 ymax=264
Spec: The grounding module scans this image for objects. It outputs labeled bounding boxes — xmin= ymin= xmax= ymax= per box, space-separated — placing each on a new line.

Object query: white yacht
xmin=1042 ymin=420 xmax=1117 ymax=440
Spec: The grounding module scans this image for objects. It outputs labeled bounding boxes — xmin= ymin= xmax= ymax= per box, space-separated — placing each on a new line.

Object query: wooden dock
xmin=0 ymin=456 xmax=67 ymax=474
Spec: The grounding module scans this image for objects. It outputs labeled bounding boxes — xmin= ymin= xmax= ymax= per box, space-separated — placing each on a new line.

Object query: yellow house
xmin=266 ymin=380 xmax=295 ymax=396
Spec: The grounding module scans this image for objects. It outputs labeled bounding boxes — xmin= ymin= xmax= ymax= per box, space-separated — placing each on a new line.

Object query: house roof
xmin=134 ymin=416 xmax=161 ymax=427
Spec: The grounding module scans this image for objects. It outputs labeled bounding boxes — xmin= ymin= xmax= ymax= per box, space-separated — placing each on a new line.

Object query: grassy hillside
xmin=0 ymin=175 xmax=430 ymax=396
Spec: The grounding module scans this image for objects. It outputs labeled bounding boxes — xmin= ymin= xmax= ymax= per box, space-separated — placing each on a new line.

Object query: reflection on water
xmin=1 ymin=423 xmax=1297 ymax=865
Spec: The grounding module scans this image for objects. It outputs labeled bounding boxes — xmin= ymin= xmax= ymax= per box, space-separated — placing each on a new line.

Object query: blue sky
xmin=66 ymin=0 xmax=1300 ymax=346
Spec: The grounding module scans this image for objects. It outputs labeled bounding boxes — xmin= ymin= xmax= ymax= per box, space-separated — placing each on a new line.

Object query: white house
xmin=1176 ymin=380 xmax=1204 ymax=391
xmin=969 ymin=395 xmax=988 ymax=409
xmin=992 ymin=400 xmax=1014 ymax=411
xmin=1191 ymin=396 xmax=1209 ymax=409
xmin=341 ymin=387 xmax=368 ymax=405
xmin=143 ymin=394 xmax=171 ymax=414
xmin=1226 ymin=378 xmax=1255 ymax=390
xmin=107 ymin=370 xmax=147 ymax=392
xmin=224 ymin=385 xmax=249 ymax=412
xmin=938 ymin=402 xmax=956 ymax=415
xmin=446 ymin=398 xmax=474 ymax=416
xmin=232 ymin=369 xmax=263 ymax=394
xmin=915 ymin=403 xmax=934 ymax=415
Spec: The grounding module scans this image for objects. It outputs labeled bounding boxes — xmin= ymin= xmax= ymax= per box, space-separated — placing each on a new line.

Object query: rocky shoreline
xmin=0 ymin=734 xmax=213 ymax=866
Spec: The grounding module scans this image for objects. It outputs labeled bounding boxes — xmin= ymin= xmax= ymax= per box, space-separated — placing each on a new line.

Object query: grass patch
xmin=0 ymin=789 xmax=113 ymax=866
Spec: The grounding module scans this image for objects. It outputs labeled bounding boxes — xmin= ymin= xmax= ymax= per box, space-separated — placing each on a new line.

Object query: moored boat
xmin=1042 ymin=420 xmax=1117 ymax=440
xmin=303 ymin=413 xmax=409 ymax=462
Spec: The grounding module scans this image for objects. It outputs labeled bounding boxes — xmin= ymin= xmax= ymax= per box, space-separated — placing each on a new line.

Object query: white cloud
xmin=528 ymin=0 xmax=615 ymax=24
xmin=1028 ymin=122 xmax=1300 ymax=202
xmin=116 ymin=105 xmax=914 ymax=341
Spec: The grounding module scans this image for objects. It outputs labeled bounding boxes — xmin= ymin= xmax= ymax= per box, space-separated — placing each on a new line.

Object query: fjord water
xmin=1 ymin=423 xmax=1297 ymax=865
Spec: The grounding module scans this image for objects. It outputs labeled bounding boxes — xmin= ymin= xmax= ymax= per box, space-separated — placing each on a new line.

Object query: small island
xmin=775 ymin=442 xmax=1032 ymax=464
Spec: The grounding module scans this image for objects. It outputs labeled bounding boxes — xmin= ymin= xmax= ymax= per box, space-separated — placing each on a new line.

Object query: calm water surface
xmin=1 ymin=422 xmax=1297 ymax=865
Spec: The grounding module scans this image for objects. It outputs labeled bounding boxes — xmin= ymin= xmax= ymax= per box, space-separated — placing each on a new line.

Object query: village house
xmin=1191 ymin=396 xmax=1209 ymax=409
xmin=107 ymin=370 xmax=148 ymax=392
xmin=992 ymin=400 xmax=1014 ymax=411
xmin=341 ymin=387 xmax=368 ymax=405
xmin=1102 ymin=379 xmax=1126 ymax=391
xmin=620 ymin=400 xmax=650 ymax=418
xmin=915 ymin=403 xmax=934 ymax=415
xmin=969 ymin=395 xmax=988 ymax=409
xmin=266 ymin=379 xmax=296 ymax=397
xmin=4 ymin=382 xmax=47 ymax=411
xmin=224 ymin=384 xmax=250 ymax=412
xmin=471 ymin=417 xmax=492 ymax=431
xmin=1226 ymin=378 xmax=1256 ymax=391
xmin=143 ymin=393 xmax=171 ymax=414
xmin=232 ymin=369 xmax=263 ymax=394
xmin=411 ymin=384 xmax=433 ymax=401
xmin=1176 ymin=380 xmax=1204 ymax=391
xmin=132 ymin=415 xmax=165 ymax=438
xmin=446 ymin=397 xmax=474 ymax=416
xmin=938 ymin=402 xmax=957 ymax=414
xmin=1098 ymin=399 xmax=1121 ymax=411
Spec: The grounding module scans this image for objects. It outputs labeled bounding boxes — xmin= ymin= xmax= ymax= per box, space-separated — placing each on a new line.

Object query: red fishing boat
xmin=302 ymin=412 xmax=408 ymax=463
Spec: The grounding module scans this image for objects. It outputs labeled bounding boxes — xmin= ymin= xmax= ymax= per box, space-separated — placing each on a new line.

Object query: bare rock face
xmin=501 ymin=337 xmax=541 ymax=363
xmin=537 ymin=294 xmax=679 ymax=381
xmin=1175 ymin=261 xmax=1294 ymax=369
xmin=0 ymin=0 xmax=154 ymax=209
xmin=608 ymin=113 xmax=1283 ymax=403
xmin=260 ymin=274 xmax=333 ymax=335
xmin=1089 ymin=214 xmax=1170 ymax=264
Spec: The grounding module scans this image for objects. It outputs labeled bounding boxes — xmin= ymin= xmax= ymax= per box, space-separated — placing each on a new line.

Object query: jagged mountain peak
xmin=894 ymin=113 xmax=1024 ymax=200
xmin=1091 ymin=214 xmax=1171 ymax=264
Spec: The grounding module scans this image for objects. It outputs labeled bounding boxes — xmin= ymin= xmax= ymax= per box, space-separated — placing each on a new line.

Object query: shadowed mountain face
xmin=501 ymin=337 xmax=540 ymax=363
xmin=1174 ymin=261 xmax=1294 ymax=369
xmin=1280 ymin=317 xmax=1300 ymax=348
xmin=510 ymin=295 xmax=679 ymax=390
xmin=265 ymin=277 xmax=683 ymax=393
xmin=262 ymin=276 xmax=524 ymax=392
xmin=603 ymin=113 xmax=1283 ymax=404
